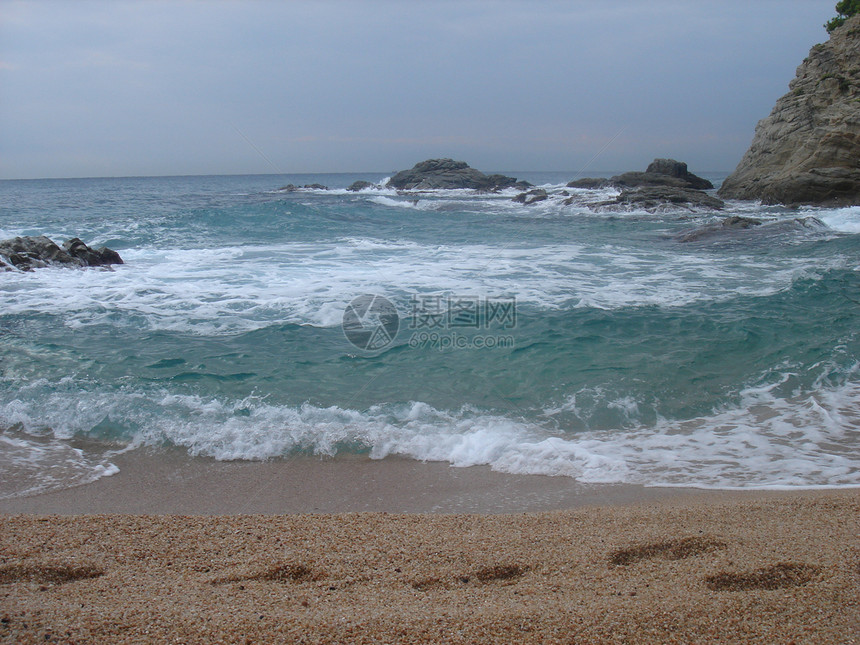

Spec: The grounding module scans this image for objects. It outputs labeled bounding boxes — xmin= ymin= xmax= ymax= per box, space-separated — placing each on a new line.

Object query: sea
xmin=1 ymin=171 xmax=859 ymax=499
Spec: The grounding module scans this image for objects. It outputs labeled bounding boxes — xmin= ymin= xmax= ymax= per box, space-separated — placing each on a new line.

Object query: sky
xmin=0 ymin=0 xmax=841 ymax=179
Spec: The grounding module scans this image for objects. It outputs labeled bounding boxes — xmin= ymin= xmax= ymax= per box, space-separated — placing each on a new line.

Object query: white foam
xmin=0 ymin=430 xmax=119 ymax=499
xmin=0 ymin=234 xmax=847 ymax=335
xmin=369 ymin=196 xmax=434 ymax=210
xmin=3 ymin=374 xmax=858 ymax=490
xmin=818 ymin=206 xmax=860 ymax=234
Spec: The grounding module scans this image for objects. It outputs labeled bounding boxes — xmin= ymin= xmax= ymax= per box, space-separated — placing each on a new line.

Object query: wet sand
xmin=0 ymin=448 xmax=717 ymax=515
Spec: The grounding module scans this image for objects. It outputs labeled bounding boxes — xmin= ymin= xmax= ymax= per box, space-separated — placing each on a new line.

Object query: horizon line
xmin=0 ymin=169 xmax=734 ymax=182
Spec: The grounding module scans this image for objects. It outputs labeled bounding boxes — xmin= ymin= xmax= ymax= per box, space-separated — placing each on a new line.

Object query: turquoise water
xmin=1 ymin=173 xmax=858 ymax=495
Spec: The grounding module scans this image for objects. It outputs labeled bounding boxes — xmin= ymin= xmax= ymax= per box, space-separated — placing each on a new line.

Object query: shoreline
xmin=0 ymin=447 xmax=730 ymax=515
xmin=3 ymin=446 xmax=858 ymax=515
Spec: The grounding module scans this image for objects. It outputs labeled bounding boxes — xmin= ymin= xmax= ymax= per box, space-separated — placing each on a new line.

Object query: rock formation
xmin=718 ymin=15 xmax=860 ymax=206
xmin=566 ymin=158 xmax=721 ymax=212
xmin=386 ymin=159 xmax=529 ymax=191
xmin=0 ymin=236 xmax=123 ymax=271
xmin=641 ymin=159 xmax=714 ymax=190
xmin=568 ymin=158 xmax=713 ymax=190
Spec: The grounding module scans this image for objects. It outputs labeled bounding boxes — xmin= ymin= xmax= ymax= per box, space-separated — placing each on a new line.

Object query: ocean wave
xmin=1 ymin=236 xmax=851 ymax=335
xmin=818 ymin=206 xmax=860 ymax=234
xmin=2 ymin=373 xmax=858 ymax=490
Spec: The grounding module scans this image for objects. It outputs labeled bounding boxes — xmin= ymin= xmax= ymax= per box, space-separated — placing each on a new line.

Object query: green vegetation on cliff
xmin=825 ymin=0 xmax=860 ymax=33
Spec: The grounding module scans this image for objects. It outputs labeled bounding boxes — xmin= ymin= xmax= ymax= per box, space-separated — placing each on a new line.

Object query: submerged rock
xmin=718 ymin=15 xmax=860 ymax=206
xmin=721 ymin=216 xmax=763 ymax=229
xmin=0 ymin=236 xmax=123 ymax=271
xmin=386 ymin=159 xmax=529 ymax=191
xmin=678 ymin=216 xmax=828 ymax=242
xmin=512 ymin=188 xmax=548 ymax=205
xmin=590 ymin=186 xmax=724 ymax=213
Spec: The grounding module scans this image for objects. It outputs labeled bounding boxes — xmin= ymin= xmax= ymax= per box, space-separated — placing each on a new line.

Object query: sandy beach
xmin=1 ymin=458 xmax=857 ymax=644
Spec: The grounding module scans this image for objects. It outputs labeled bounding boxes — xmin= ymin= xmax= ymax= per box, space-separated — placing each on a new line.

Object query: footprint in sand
xmin=0 ymin=563 xmax=104 ymax=586
xmin=705 ymin=562 xmax=821 ymax=591
xmin=412 ymin=564 xmax=529 ymax=590
xmin=210 ymin=563 xmax=320 ymax=586
xmin=609 ymin=536 xmax=727 ymax=566
xmin=474 ymin=564 xmax=529 ymax=583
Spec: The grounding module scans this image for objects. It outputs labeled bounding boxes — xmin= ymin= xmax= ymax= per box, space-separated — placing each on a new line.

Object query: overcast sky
xmin=0 ymin=0 xmax=840 ymax=179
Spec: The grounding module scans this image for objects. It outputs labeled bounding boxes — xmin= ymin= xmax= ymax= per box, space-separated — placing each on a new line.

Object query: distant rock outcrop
xmin=718 ymin=15 xmax=860 ymax=206
xmin=347 ymin=180 xmax=375 ymax=192
xmin=567 ymin=159 xmax=721 ymax=212
xmin=568 ymin=158 xmax=713 ymax=191
xmin=0 ymin=236 xmax=123 ymax=271
xmin=387 ymin=159 xmax=529 ymax=191
xmin=642 ymin=159 xmax=714 ymax=190
xmin=278 ymin=184 xmax=329 ymax=192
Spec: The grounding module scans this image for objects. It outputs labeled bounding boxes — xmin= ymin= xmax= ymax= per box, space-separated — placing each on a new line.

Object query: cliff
xmin=718 ymin=15 xmax=860 ymax=206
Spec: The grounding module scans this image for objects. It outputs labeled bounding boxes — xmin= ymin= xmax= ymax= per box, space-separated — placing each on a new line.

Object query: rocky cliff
xmin=718 ymin=15 xmax=860 ymax=206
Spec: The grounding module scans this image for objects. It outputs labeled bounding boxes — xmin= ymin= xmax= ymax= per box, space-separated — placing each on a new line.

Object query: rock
xmin=63 ymin=238 xmax=124 ymax=267
xmin=347 ymin=180 xmax=374 ymax=192
xmin=721 ymin=216 xmax=763 ymax=229
xmin=590 ymin=187 xmax=724 ymax=213
xmin=718 ymin=15 xmax=860 ymax=206
xmin=95 ymin=246 xmax=124 ymax=265
xmin=0 ymin=236 xmax=77 ymax=270
xmin=512 ymin=188 xmax=548 ymax=205
xmin=0 ymin=236 xmax=123 ymax=271
xmin=567 ymin=177 xmax=612 ymax=189
xmin=278 ymin=183 xmax=328 ymax=191
xmin=485 ymin=174 xmax=531 ymax=191
xmin=570 ymin=159 xmax=713 ymax=191
xmin=791 ymin=215 xmax=830 ymax=230
xmin=386 ymin=159 xmax=528 ymax=191
xmin=645 ymin=159 xmax=714 ymax=189
xmin=610 ymin=171 xmax=691 ymax=189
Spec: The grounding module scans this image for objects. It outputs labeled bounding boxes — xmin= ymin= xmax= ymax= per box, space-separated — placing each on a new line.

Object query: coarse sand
xmin=1 ymin=489 xmax=858 ymax=643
